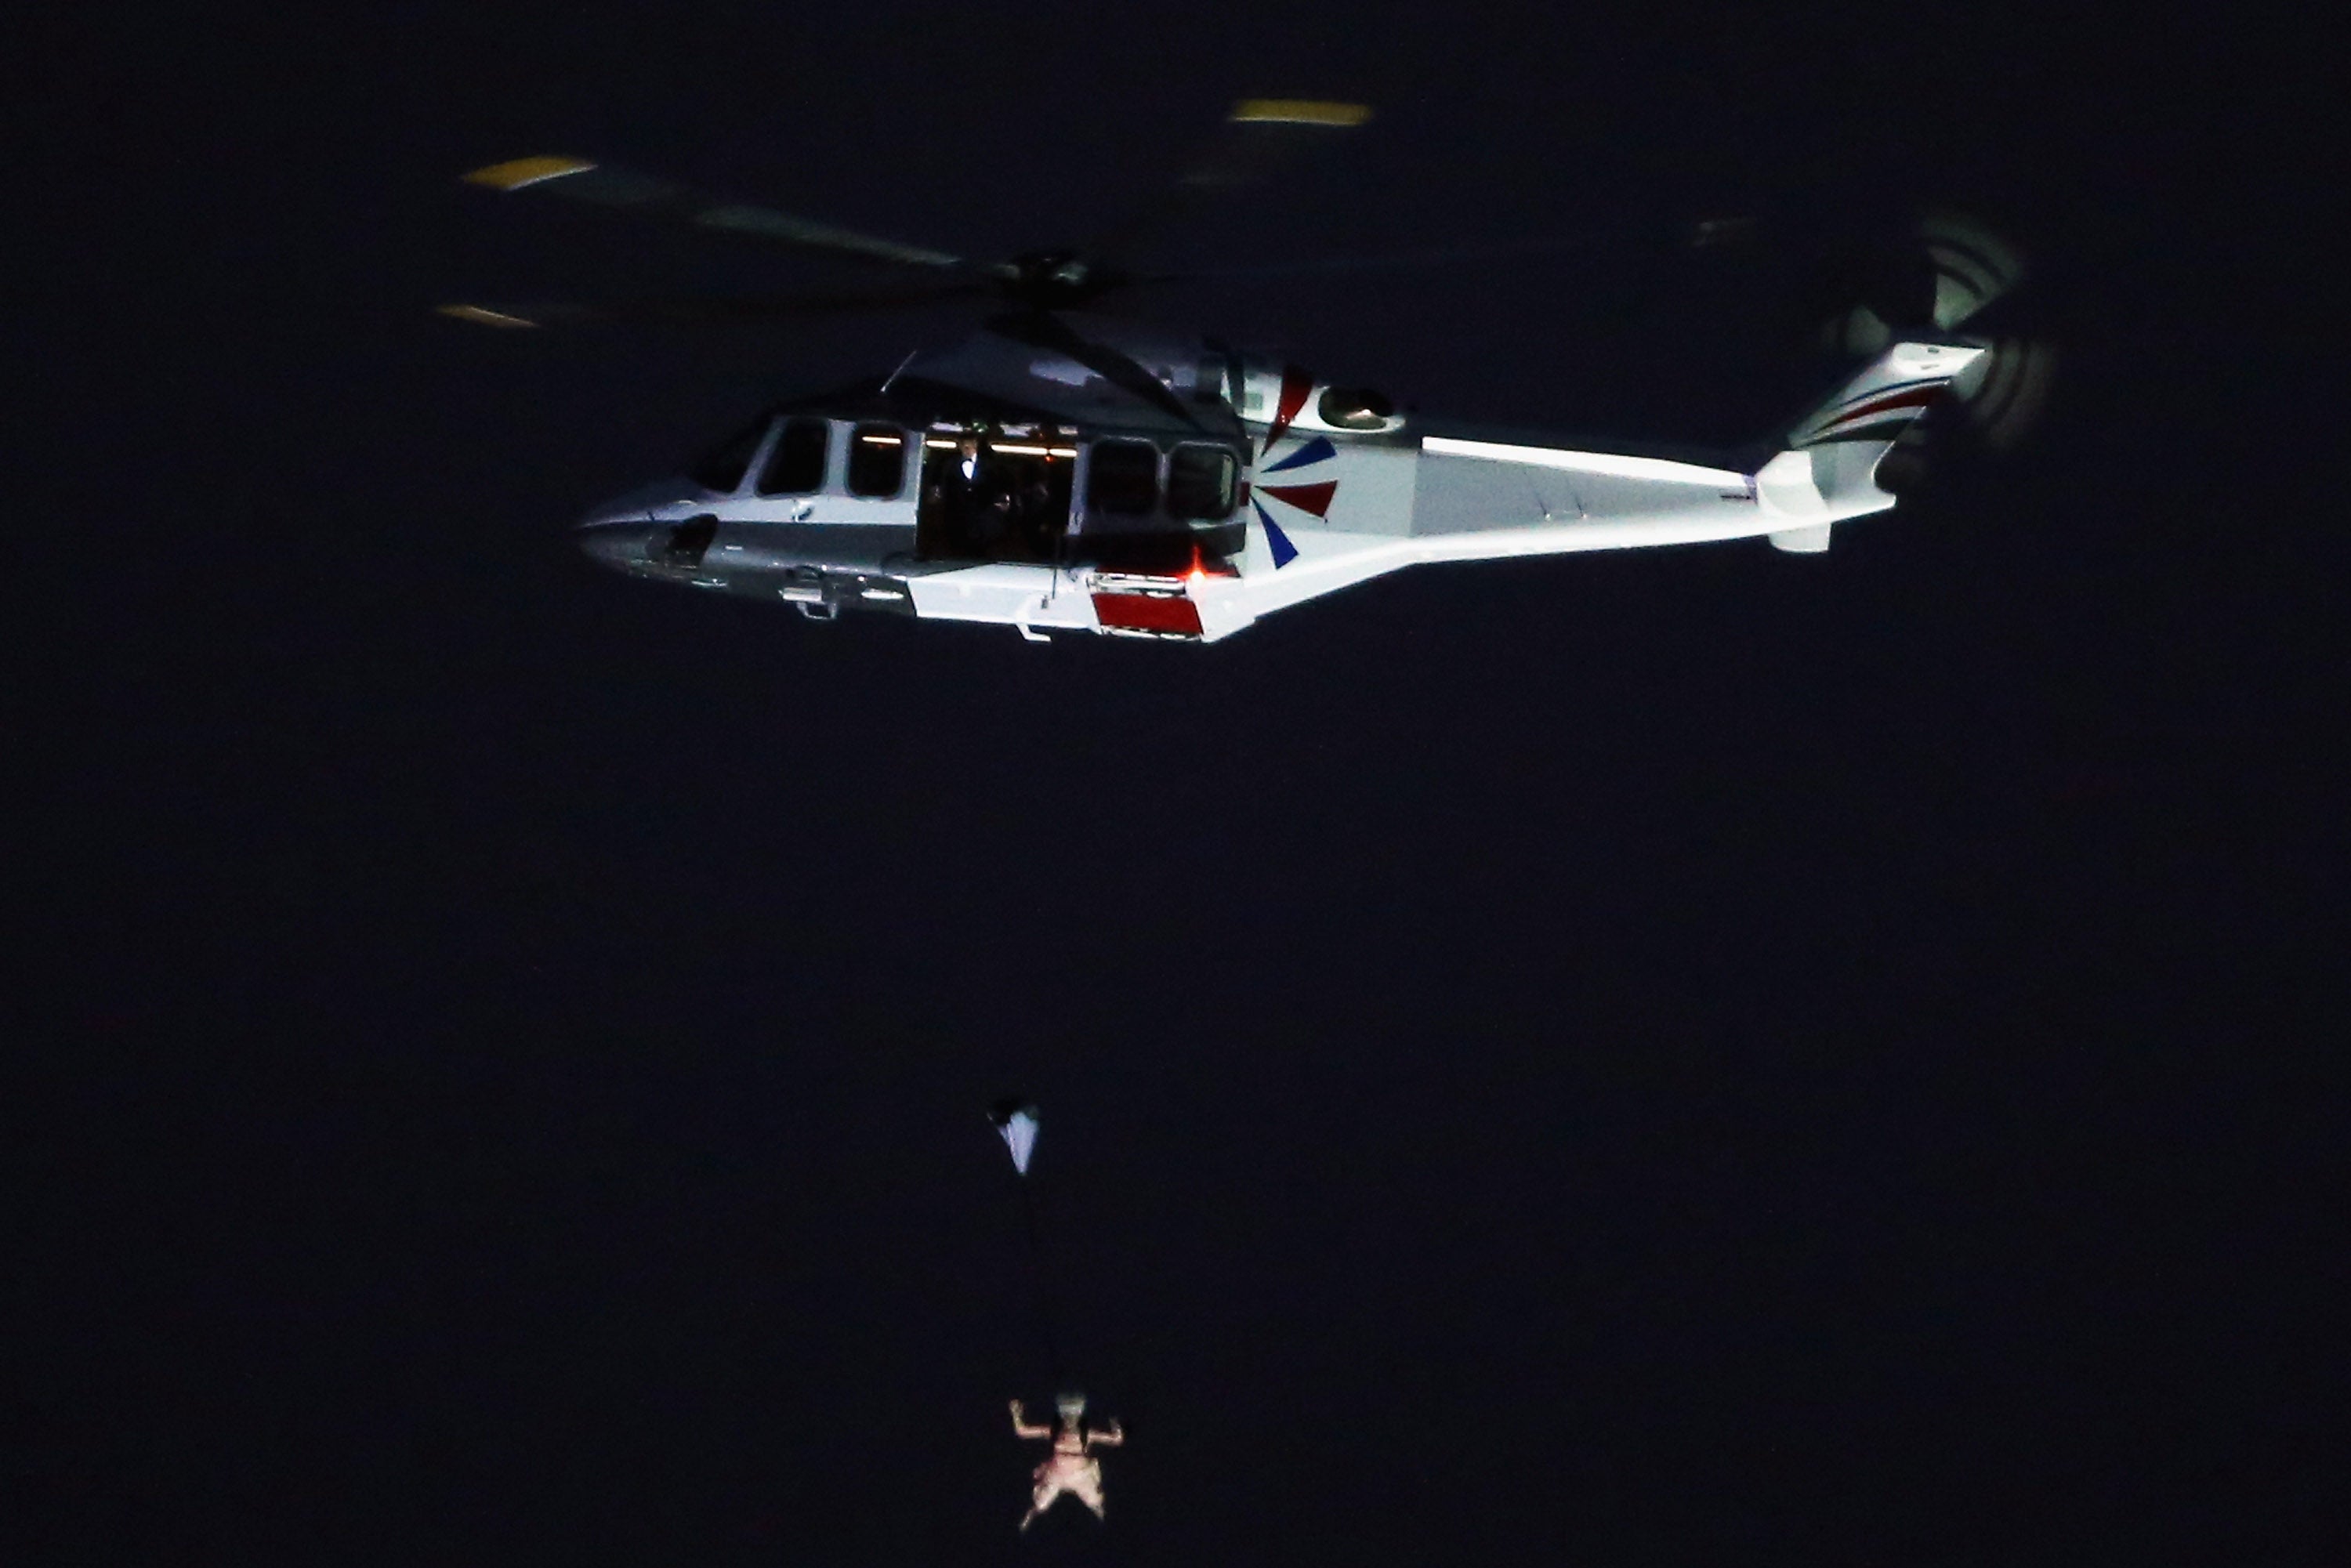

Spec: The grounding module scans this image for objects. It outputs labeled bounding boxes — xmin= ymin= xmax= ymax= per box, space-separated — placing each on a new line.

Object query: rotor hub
xmin=1006 ymin=251 xmax=1123 ymax=308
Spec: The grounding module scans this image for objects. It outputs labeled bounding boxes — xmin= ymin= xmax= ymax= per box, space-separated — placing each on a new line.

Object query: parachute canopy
xmin=989 ymin=1099 xmax=1040 ymax=1175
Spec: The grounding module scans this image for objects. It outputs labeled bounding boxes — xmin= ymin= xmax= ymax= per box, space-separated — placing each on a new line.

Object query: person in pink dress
xmin=1010 ymin=1392 xmax=1125 ymax=1530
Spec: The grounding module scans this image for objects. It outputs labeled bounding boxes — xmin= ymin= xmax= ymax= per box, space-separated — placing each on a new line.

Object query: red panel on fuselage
xmin=1091 ymin=592 xmax=1204 ymax=636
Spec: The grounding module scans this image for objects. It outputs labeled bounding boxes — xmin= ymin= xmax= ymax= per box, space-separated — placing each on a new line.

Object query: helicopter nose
xmin=575 ymin=519 xmax=654 ymax=571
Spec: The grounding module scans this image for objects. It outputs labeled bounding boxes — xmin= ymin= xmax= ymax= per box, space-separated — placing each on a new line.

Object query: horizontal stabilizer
xmin=1767 ymin=523 xmax=1833 ymax=554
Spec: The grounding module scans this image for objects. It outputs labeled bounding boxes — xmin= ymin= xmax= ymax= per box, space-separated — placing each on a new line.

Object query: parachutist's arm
xmin=1089 ymin=1421 xmax=1125 ymax=1448
xmin=1010 ymin=1400 xmax=1052 ymax=1440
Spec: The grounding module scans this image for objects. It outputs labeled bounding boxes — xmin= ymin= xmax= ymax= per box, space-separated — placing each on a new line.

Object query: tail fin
xmin=1753 ymin=340 xmax=1985 ymax=551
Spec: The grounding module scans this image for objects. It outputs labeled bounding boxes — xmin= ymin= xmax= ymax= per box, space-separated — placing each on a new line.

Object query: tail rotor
xmin=1922 ymin=213 xmax=2056 ymax=451
xmin=1824 ymin=212 xmax=2056 ymax=469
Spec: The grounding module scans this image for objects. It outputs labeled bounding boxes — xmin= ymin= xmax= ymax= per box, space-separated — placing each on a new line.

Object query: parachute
xmin=990 ymin=1099 xmax=1040 ymax=1176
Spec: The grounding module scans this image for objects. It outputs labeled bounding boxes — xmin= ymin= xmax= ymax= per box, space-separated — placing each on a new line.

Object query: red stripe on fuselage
xmin=1824 ymin=383 xmax=1945 ymax=429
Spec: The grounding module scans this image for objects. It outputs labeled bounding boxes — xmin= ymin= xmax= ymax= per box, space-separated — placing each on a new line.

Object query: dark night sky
xmin=13 ymin=2 xmax=2345 ymax=1563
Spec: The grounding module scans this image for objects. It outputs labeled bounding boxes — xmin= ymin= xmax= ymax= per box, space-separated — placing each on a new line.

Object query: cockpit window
xmin=1317 ymin=386 xmax=1396 ymax=430
xmin=847 ymin=424 xmax=907 ymax=498
xmin=1167 ymin=444 xmax=1238 ymax=521
xmin=757 ymin=418 xmax=829 ymax=496
xmin=688 ymin=419 xmax=767 ymax=494
xmin=1086 ymin=440 xmax=1159 ymax=517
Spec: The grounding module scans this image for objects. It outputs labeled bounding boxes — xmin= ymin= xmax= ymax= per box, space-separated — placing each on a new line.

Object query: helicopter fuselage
xmin=574 ymin=315 xmax=1981 ymax=643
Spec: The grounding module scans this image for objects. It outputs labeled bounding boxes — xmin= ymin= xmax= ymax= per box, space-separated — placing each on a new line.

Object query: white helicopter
xmin=447 ymin=102 xmax=2048 ymax=643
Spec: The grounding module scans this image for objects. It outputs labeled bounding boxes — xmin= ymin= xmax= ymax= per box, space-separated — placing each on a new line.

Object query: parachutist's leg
xmin=1070 ymin=1464 xmax=1105 ymax=1519
xmin=1023 ymin=1475 xmax=1065 ymax=1531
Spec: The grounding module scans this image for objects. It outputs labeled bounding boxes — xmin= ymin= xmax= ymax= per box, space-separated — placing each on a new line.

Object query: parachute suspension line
xmin=1015 ymin=1172 xmax=1066 ymax=1388
xmin=990 ymin=1099 xmax=1067 ymax=1389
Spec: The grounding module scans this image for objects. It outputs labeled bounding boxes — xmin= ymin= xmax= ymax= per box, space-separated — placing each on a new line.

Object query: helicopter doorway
xmin=916 ymin=428 xmax=1074 ymax=564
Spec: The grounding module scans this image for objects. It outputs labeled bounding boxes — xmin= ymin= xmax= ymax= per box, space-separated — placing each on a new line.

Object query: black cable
xmin=1015 ymin=1173 xmax=1067 ymax=1391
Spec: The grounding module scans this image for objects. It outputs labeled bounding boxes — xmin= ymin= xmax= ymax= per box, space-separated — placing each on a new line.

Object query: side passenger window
xmin=1167 ymin=445 xmax=1237 ymax=520
xmin=757 ymin=418 xmax=830 ymax=495
xmin=1086 ymin=440 xmax=1159 ymax=516
xmin=847 ymin=424 xmax=907 ymax=498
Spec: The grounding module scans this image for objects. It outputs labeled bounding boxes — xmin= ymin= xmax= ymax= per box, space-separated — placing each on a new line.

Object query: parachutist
xmin=1012 ymin=1392 xmax=1124 ymax=1530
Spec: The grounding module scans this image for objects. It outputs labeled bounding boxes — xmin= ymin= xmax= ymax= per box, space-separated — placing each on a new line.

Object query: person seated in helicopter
xmin=921 ymin=435 xmax=971 ymax=505
xmin=1011 ymin=1392 xmax=1123 ymax=1531
xmin=1014 ymin=465 xmax=1061 ymax=559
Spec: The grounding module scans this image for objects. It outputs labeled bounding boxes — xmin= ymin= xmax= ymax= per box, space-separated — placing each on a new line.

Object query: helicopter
xmin=445 ymin=102 xmax=2046 ymax=643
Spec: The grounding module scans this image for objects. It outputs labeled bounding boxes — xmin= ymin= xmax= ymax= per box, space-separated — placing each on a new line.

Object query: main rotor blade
xmin=1087 ymin=100 xmax=1374 ymax=270
xmin=434 ymin=278 xmax=996 ymax=330
xmin=1176 ymin=100 xmax=1374 ymax=189
xmin=1132 ymin=208 xmax=1822 ymax=292
xmin=1135 ymin=231 xmax=1607 ymax=288
xmin=460 ymin=156 xmax=1005 ymax=277
xmin=986 ymin=311 xmax=1202 ymax=428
